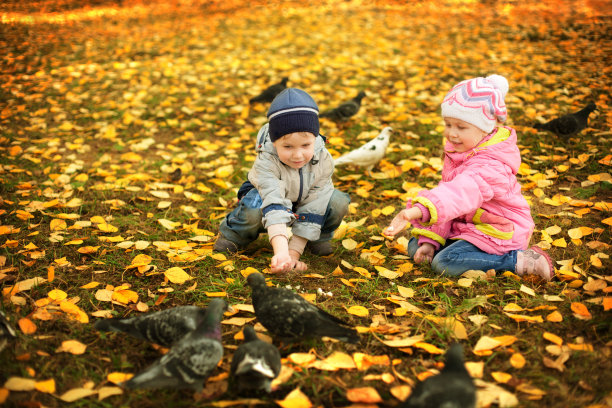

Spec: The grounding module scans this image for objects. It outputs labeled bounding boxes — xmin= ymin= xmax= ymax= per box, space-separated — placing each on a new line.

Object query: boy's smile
xmin=273 ymin=132 xmax=316 ymax=169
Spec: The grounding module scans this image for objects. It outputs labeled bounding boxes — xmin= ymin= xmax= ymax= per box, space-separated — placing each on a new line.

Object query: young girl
xmin=384 ymin=75 xmax=554 ymax=280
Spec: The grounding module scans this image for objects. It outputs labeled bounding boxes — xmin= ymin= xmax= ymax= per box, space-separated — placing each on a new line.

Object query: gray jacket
xmin=248 ymin=124 xmax=335 ymax=241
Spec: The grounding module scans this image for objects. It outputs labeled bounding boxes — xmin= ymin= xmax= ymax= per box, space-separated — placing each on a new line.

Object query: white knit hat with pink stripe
xmin=441 ymin=74 xmax=509 ymax=133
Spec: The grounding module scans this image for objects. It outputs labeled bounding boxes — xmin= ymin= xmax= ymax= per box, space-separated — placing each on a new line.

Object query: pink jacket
xmin=410 ymin=126 xmax=534 ymax=255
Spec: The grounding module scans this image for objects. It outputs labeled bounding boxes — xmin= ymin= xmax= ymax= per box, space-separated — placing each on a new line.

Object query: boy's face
xmin=273 ymin=132 xmax=316 ymax=169
xmin=443 ymin=117 xmax=488 ymax=153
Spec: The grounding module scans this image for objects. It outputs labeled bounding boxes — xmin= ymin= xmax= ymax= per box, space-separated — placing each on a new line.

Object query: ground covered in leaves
xmin=1 ymin=0 xmax=611 ymax=406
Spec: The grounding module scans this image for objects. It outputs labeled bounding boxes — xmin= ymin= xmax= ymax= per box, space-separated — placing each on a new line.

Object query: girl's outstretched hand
xmin=384 ymin=207 xmax=422 ymax=237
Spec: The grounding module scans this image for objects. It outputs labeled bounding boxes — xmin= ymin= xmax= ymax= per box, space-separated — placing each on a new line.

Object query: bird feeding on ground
xmin=230 ymin=325 xmax=281 ymax=394
xmin=333 ymin=127 xmax=393 ymax=173
xmin=532 ymin=102 xmax=596 ymax=140
xmin=122 ymin=299 xmax=227 ymax=391
xmin=246 ymin=272 xmax=359 ymax=344
xmin=320 ymin=91 xmax=366 ymax=121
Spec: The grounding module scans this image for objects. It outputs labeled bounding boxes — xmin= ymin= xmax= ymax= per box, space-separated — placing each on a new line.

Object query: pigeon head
xmin=378 ymin=126 xmax=392 ymax=140
xmin=198 ymin=298 xmax=228 ymax=340
xmin=246 ymin=272 xmax=266 ymax=289
xmin=585 ymin=102 xmax=597 ymax=113
xmin=443 ymin=343 xmax=467 ymax=373
xmin=242 ymin=325 xmax=259 ymax=342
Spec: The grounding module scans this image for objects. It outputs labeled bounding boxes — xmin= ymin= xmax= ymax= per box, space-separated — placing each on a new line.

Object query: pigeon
xmin=320 ymin=91 xmax=366 ymax=121
xmin=168 ymin=167 xmax=182 ymax=182
xmin=246 ymin=272 xmax=359 ymax=344
xmin=123 ymin=298 xmax=227 ymax=391
xmin=94 ymin=305 xmax=208 ymax=348
xmin=401 ymin=343 xmax=476 ymax=408
xmin=0 ymin=311 xmax=17 ymax=352
xmin=532 ymin=102 xmax=596 ymax=140
xmin=333 ymin=126 xmax=393 ymax=172
xmin=230 ymin=325 xmax=281 ymax=393
xmin=249 ymin=77 xmax=289 ymax=104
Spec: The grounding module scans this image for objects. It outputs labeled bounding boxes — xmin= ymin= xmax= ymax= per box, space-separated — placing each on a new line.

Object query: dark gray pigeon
xmin=230 ymin=325 xmax=281 ymax=393
xmin=123 ymin=298 xmax=227 ymax=391
xmin=246 ymin=272 xmax=359 ymax=344
xmin=94 ymin=305 xmax=208 ymax=347
xmin=249 ymin=77 xmax=289 ymax=104
xmin=0 ymin=311 xmax=17 ymax=352
xmin=401 ymin=343 xmax=476 ymax=408
xmin=532 ymin=102 xmax=596 ymax=140
xmin=320 ymin=91 xmax=366 ymax=121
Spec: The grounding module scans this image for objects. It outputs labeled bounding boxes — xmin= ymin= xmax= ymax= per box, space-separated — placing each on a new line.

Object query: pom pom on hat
xmin=441 ymin=74 xmax=509 ymax=133
xmin=267 ymin=88 xmax=319 ymax=142
xmin=485 ymin=74 xmax=509 ymax=98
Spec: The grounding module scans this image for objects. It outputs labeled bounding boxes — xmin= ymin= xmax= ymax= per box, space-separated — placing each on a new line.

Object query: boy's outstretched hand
xmin=270 ymin=253 xmax=293 ymax=273
xmin=383 ymin=207 xmax=423 ymax=237
xmin=270 ymin=251 xmax=308 ymax=274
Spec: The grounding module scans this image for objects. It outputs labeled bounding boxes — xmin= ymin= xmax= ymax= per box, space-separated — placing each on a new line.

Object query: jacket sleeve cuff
xmin=417 ymin=236 xmax=441 ymax=250
xmin=267 ymin=224 xmax=288 ymax=242
xmin=411 ymin=197 xmax=437 ymax=226
xmin=288 ymin=235 xmax=308 ymax=255
xmin=411 ymin=228 xmax=446 ymax=246
xmin=413 ymin=203 xmax=431 ymax=223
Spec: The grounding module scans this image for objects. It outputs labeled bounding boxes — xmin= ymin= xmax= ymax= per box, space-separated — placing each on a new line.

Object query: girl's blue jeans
xmin=407 ymin=238 xmax=518 ymax=277
xmin=219 ymin=188 xmax=350 ymax=247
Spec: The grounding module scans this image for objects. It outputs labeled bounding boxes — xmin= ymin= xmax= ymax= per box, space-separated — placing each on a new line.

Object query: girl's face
xmin=443 ymin=117 xmax=488 ymax=153
xmin=273 ymin=132 xmax=316 ymax=169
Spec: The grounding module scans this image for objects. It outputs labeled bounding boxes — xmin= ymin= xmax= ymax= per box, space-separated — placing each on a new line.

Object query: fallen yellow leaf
xmin=346 ymin=305 xmax=369 ymax=317
xmin=164 ymin=267 xmax=194 ymax=284
xmin=276 ymin=387 xmax=312 ymax=408
xmin=346 ymin=386 xmax=383 ymax=403
xmin=107 ymin=372 xmax=134 ymax=384
xmin=56 ymin=339 xmax=87 ymax=355
xmin=18 ymin=318 xmax=37 ymax=334
xmin=34 ymin=379 xmax=56 ymax=394
xmin=509 ymin=353 xmax=526 ymax=369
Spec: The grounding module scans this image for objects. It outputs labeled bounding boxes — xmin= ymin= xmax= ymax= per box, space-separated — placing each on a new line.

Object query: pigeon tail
xmin=94 ymin=318 xmax=128 ymax=333
xmin=249 ymin=77 xmax=289 ymax=104
xmin=317 ymin=324 xmax=360 ymax=344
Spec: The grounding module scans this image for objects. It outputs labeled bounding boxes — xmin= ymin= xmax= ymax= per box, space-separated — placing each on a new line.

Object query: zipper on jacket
xmin=293 ymin=168 xmax=304 ymax=212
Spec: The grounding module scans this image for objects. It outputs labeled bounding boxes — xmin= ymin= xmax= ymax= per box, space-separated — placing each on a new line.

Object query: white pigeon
xmin=333 ymin=127 xmax=392 ymax=172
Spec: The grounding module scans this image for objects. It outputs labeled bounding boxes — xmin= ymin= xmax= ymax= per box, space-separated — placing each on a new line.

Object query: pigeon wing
xmin=336 ymin=101 xmax=359 ymax=118
xmin=94 ymin=306 xmax=205 ymax=347
xmin=125 ymin=337 xmax=223 ymax=390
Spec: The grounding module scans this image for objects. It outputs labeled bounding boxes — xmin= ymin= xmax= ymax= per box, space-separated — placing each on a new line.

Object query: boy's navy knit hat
xmin=267 ymin=88 xmax=319 ymax=142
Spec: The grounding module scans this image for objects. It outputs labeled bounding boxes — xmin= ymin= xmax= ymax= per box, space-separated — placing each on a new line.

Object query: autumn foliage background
xmin=0 ymin=0 xmax=611 ymax=407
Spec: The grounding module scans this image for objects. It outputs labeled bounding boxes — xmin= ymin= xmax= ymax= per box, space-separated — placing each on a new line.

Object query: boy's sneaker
xmin=213 ymin=236 xmax=241 ymax=253
xmin=306 ymin=241 xmax=333 ymax=256
xmin=515 ymin=246 xmax=554 ymax=280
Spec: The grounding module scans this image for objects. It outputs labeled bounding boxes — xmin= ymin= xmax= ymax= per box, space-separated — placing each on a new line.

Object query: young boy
xmin=214 ymin=88 xmax=350 ymax=274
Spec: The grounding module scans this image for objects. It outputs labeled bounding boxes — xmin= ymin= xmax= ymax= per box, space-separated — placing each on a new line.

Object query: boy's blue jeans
xmin=407 ymin=237 xmax=518 ymax=277
xmin=219 ymin=188 xmax=350 ymax=248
